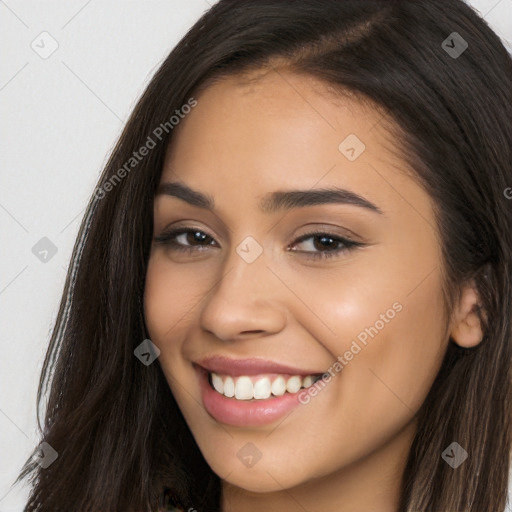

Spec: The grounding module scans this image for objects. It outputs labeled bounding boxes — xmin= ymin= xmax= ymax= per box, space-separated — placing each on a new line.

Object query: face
xmin=144 ymin=69 xmax=449 ymax=495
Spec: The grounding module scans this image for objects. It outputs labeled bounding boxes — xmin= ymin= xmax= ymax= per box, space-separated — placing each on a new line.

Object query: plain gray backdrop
xmin=1 ymin=1 xmax=511 ymax=510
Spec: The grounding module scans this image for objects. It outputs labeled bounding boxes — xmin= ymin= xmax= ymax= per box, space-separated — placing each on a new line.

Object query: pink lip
xmin=195 ymin=366 xmax=308 ymax=427
xmin=195 ymin=355 xmax=323 ymax=377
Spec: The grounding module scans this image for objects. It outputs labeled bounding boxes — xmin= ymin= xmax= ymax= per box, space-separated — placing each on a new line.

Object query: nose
xmin=198 ymin=245 xmax=287 ymax=342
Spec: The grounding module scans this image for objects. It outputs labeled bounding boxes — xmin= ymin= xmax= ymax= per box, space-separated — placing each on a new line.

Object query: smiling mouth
xmin=207 ymin=371 xmax=323 ymax=401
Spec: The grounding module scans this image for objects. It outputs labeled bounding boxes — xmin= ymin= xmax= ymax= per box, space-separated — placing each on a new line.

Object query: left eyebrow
xmin=260 ymin=187 xmax=383 ymax=214
xmin=156 ymin=181 xmax=383 ymax=215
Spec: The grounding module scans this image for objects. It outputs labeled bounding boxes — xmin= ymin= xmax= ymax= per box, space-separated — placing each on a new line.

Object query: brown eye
xmin=155 ymin=228 xmax=217 ymax=252
xmin=289 ymin=231 xmax=364 ymax=261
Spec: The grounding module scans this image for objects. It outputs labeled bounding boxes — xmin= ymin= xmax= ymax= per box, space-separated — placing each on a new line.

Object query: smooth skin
xmin=143 ymin=68 xmax=483 ymax=512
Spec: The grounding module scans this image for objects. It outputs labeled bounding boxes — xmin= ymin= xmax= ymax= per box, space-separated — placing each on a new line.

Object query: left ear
xmin=449 ymin=281 xmax=485 ymax=348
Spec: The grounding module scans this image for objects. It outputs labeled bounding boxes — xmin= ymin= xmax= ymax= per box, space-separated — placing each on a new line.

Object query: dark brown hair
xmin=15 ymin=1 xmax=512 ymax=510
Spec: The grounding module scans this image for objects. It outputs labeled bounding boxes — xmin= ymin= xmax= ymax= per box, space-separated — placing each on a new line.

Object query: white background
xmin=1 ymin=1 xmax=511 ymax=510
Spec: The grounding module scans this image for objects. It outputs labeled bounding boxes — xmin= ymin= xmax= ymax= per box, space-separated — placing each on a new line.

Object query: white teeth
xmin=235 ymin=376 xmax=253 ymax=400
xmin=253 ymin=377 xmax=271 ymax=399
xmin=211 ymin=373 xmax=224 ymax=394
xmin=286 ymin=376 xmax=302 ymax=393
xmin=209 ymin=372 xmax=320 ymax=400
xmin=223 ymin=376 xmax=235 ymax=398
xmin=271 ymin=376 xmax=286 ymax=396
xmin=302 ymin=375 xmax=314 ymax=388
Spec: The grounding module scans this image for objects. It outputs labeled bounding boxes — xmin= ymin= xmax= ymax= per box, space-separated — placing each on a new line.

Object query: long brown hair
xmin=15 ymin=1 xmax=512 ymax=510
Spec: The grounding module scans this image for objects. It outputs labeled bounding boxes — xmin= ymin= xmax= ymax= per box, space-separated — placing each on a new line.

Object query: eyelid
xmin=288 ymin=228 xmax=364 ymax=254
xmin=157 ymin=221 xmax=218 ymax=240
xmin=292 ymin=223 xmax=364 ymax=242
xmin=154 ymin=225 xmax=217 ymax=246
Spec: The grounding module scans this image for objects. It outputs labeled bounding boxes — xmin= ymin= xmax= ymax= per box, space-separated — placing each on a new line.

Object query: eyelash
xmin=154 ymin=227 xmax=364 ymax=260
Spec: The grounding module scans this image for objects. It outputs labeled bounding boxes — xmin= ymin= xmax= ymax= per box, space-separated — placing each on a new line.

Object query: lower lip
xmin=196 ymin=366 xmax=305 ymax=427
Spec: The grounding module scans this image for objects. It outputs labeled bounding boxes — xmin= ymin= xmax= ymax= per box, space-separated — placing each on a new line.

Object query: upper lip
xmin=195 ymin=356 xmax=324 ymax=377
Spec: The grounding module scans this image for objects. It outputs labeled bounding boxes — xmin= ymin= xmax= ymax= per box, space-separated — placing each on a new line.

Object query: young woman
xmin=16 ymin=1 xmax=512 ymax=511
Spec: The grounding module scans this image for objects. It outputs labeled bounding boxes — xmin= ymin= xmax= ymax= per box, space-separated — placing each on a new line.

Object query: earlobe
xmin=449 ymin=283 xmax=485 ymax=348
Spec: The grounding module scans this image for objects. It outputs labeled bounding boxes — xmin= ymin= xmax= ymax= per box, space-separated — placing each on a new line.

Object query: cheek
xmin=143 ymin=254 xmax=206 ymax=344
xmin=143 ymin=255 xmax=196 ymax=393
xmin=291 ymin=229 xmax=447 ymax=384
xmin=360 ymin=277 xmax=448 ymax=413
xmin=143 ymin=257 xmax=173 ymax=344
xmin=143 ymin=257 xmax=197 ymax=401
xmin=279 ymin=245 xmax=448 ymax=424
xmin=143 ymin=254 xmax=220 ymax=395
xmin=320 ymin=268 xmax=447 ymax=424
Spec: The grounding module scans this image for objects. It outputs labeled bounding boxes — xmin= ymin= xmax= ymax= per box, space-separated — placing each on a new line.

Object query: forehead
xmin=180 ymin=69 xmax=384 ymax=140
xmin=158 ymin=69 xmax=432 ymax=225
xmin=164 ymin=69 xmax=396 ymax=175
